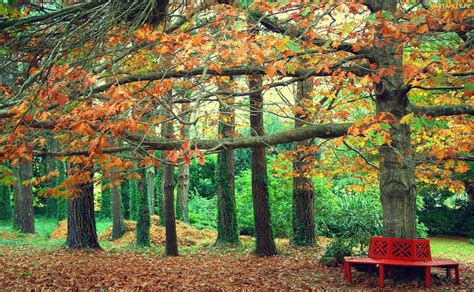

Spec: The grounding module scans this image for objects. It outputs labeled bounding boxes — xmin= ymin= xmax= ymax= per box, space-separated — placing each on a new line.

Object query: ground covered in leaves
xmin=0 ymin=220 xmax=473 ymax=289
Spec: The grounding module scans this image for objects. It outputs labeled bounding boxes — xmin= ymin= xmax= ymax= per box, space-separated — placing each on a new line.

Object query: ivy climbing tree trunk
xmin=249 ymin=75 xmax=276 ymax=256
xmin=216 ymin=92 xmax=239 ymax=244
xmin=292 ymin=80 xmax=315 ymax=246
xmin=148 ymin=167 xmax=156 ymax=215
xmin=162 ymin=106 xmax=179 ymax=256
xmin=66 ymin=168 xmax=100 ymax=248
xmin=372 ymin=0 xmax=417 ymax=239
xmin=111 ymin=185 xmax=125 ymax=240
xmin=136 ymin=169 xmax=150 ymax=246
xmin=19 ymin=158 xmax=35 ymax=233
xmin=130 ymin=179 xmax=139 ymax=220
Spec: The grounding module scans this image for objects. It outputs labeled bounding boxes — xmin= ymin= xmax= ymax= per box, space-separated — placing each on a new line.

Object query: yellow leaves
xmin=265 ymin=64 xmax=277 ymax=77
xmin=444 ymin=159 xmax=470 ymax=173
xmin=359 ymin=75 xmax=370 ymax=86
xmin=400 ymin=113 xmax=414 ymax=125
xmin=73 ymin=122 xmax=94 ymax=136
xmin=134 ymin=24 xmax=158 ymax=42
xmin=209 ymin=63 xmax=222 ymax=74
xmin=417 ymin=24 xmax=429 ymax=34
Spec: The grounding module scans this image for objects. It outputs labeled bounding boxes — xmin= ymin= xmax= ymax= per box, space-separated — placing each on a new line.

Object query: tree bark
xmin=176 ymin=104 xmax=191 ymax=223
xmin=111 ymin=185 xmax=125 ymax=240
xmin=19 ymin=158 xmax=35 ymax=233
xmin=148 ymin=167 xmax=156 ymax=215
xmin=373 ymin=0 xmax=417 ymax=239
xmin=249 ymin=75 xmax=276 ymax=256
xmin=162 ymin=111 xmax=179 ymax=256
xmin=130 ymin=179 xmax=139 ymax=220
xmin=13 ymin=163 xmax=21 ymax=229
xmin=216 ymin=93 xmax=239 ymax=244
xmin=66 ymin=169 xmax=100 ymax=248
xmin=291 ymin=81 xmax=315 ymax=246
xmin=136 ymin=169 xmax=150 ymax=246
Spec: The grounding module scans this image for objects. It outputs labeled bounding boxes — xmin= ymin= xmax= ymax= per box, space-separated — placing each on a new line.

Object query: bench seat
xmin=343 ymin=237 xmax=460 ymax=288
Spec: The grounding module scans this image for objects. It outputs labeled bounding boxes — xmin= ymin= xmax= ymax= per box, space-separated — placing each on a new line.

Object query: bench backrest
xmin=368 ymin=236 xmax=432 ymax=261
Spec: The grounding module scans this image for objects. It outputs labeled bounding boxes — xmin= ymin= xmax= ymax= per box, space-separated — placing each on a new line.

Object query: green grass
xmin=429 ymin=236 xmax=474 ymax=263
xmin=0 ymin=217 xmax=112 ymax=248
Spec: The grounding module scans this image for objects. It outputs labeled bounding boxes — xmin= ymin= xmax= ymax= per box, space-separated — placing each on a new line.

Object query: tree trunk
xmin=373 ymin=0 xmax=417 ymax=239
xmin=249 ymin=75 xmax=276 ymax=256
xmin=292 ymin=81 xmax=315 ymax=246
xmin=130 ymin=179 xmax=139 ymax=220
xmin=19 ymin=158 xmax=35 ymax=233
xmin=216 ymin=93 xmax=239 ymax=244
xmin=13 ymin=163 xmax=21 ymax=229
xmin=177 ymin=103 xmax=191 ymax=223
xmin=66 ymin=169 xmax=100 ymax=248
xmin=148 ymin=167 xmax=156 ymax=215
xmin=136 ymin=169 xmax=150 ymax=246
xmin=162 ymin=113 xmax=179 ymax=256
xmin=111 ymin=185 xmax=125 ymax=240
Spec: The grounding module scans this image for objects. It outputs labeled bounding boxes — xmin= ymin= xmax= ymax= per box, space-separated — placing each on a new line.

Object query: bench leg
xmin=455 ymin=265 xmax=460 ymax=284
xmin=379 ymin=264 xmax=384 ymax=288
xmin=343 ymin=262 xmax=347 ymax=280
xmin=446 ymin=267 xmax=451 ymax=279
xmin=425 ymin=266 xmax=431 ymax=289
xmin=347 ymin=263 xmax=352 ymax=284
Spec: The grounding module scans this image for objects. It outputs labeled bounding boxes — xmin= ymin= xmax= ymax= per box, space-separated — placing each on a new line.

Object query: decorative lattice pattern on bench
xmin=369 ymin=237 xmax=390 ymax=259
xmin=368 ymin=237 xmax=432 ymax=261
xmin=391 ymin=240 xmax=413 ymax=260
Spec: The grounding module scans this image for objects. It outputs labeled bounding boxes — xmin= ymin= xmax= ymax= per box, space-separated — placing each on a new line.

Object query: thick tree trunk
xmin=111 ymin=185 xmax=125 ymax=240
xmin=66 ymin=169 xmax=100 ymax=248
xmin=136 ymin=169 xmax=150 ymax=246
xmin=19 ymin=158 xmax=35 ymax=233
xmin=130 ymin=179 xmax=139 ymax=220
xmin=162 ymin=114 xmax=179 ymax=256
xmin=377 ymin=96 xmax=417 ymax=238
xmin=292 ymin=81 xmax=315 ymax=246
xmin=148 ymin=167 xmax=156 ymax=215
xmin=13 ymin=163 xmax=21 ymax=229
xmin=216 ymin=94 xmax=239 ymax=244
xmin=249 ymin=75 xmax=276 ymax=256
xmin=373 ymin=0 xmax=417 ymax=239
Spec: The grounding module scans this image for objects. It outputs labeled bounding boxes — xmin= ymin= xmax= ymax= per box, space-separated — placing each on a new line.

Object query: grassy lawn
xmin=429 ymin=236 xmax=474 ymax=264
xmin=0 ymin=217 xmax=112 ymax=248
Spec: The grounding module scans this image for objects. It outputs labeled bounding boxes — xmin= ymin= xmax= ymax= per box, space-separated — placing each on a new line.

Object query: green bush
xmin=323 ymin=237 xmax=352 ymax=262
xmin=418 ymin=188 xmax=471 ymax=237
xmin=188 ymin=194 xmax=217 ymax=230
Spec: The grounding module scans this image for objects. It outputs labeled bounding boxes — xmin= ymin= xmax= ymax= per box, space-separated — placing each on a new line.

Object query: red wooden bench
xmin=343 ymin=236 xmax=460 ymax=288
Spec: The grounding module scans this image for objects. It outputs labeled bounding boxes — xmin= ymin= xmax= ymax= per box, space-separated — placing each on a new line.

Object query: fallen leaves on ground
xmin=0 ymin=244 xmax=472 ymax=289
